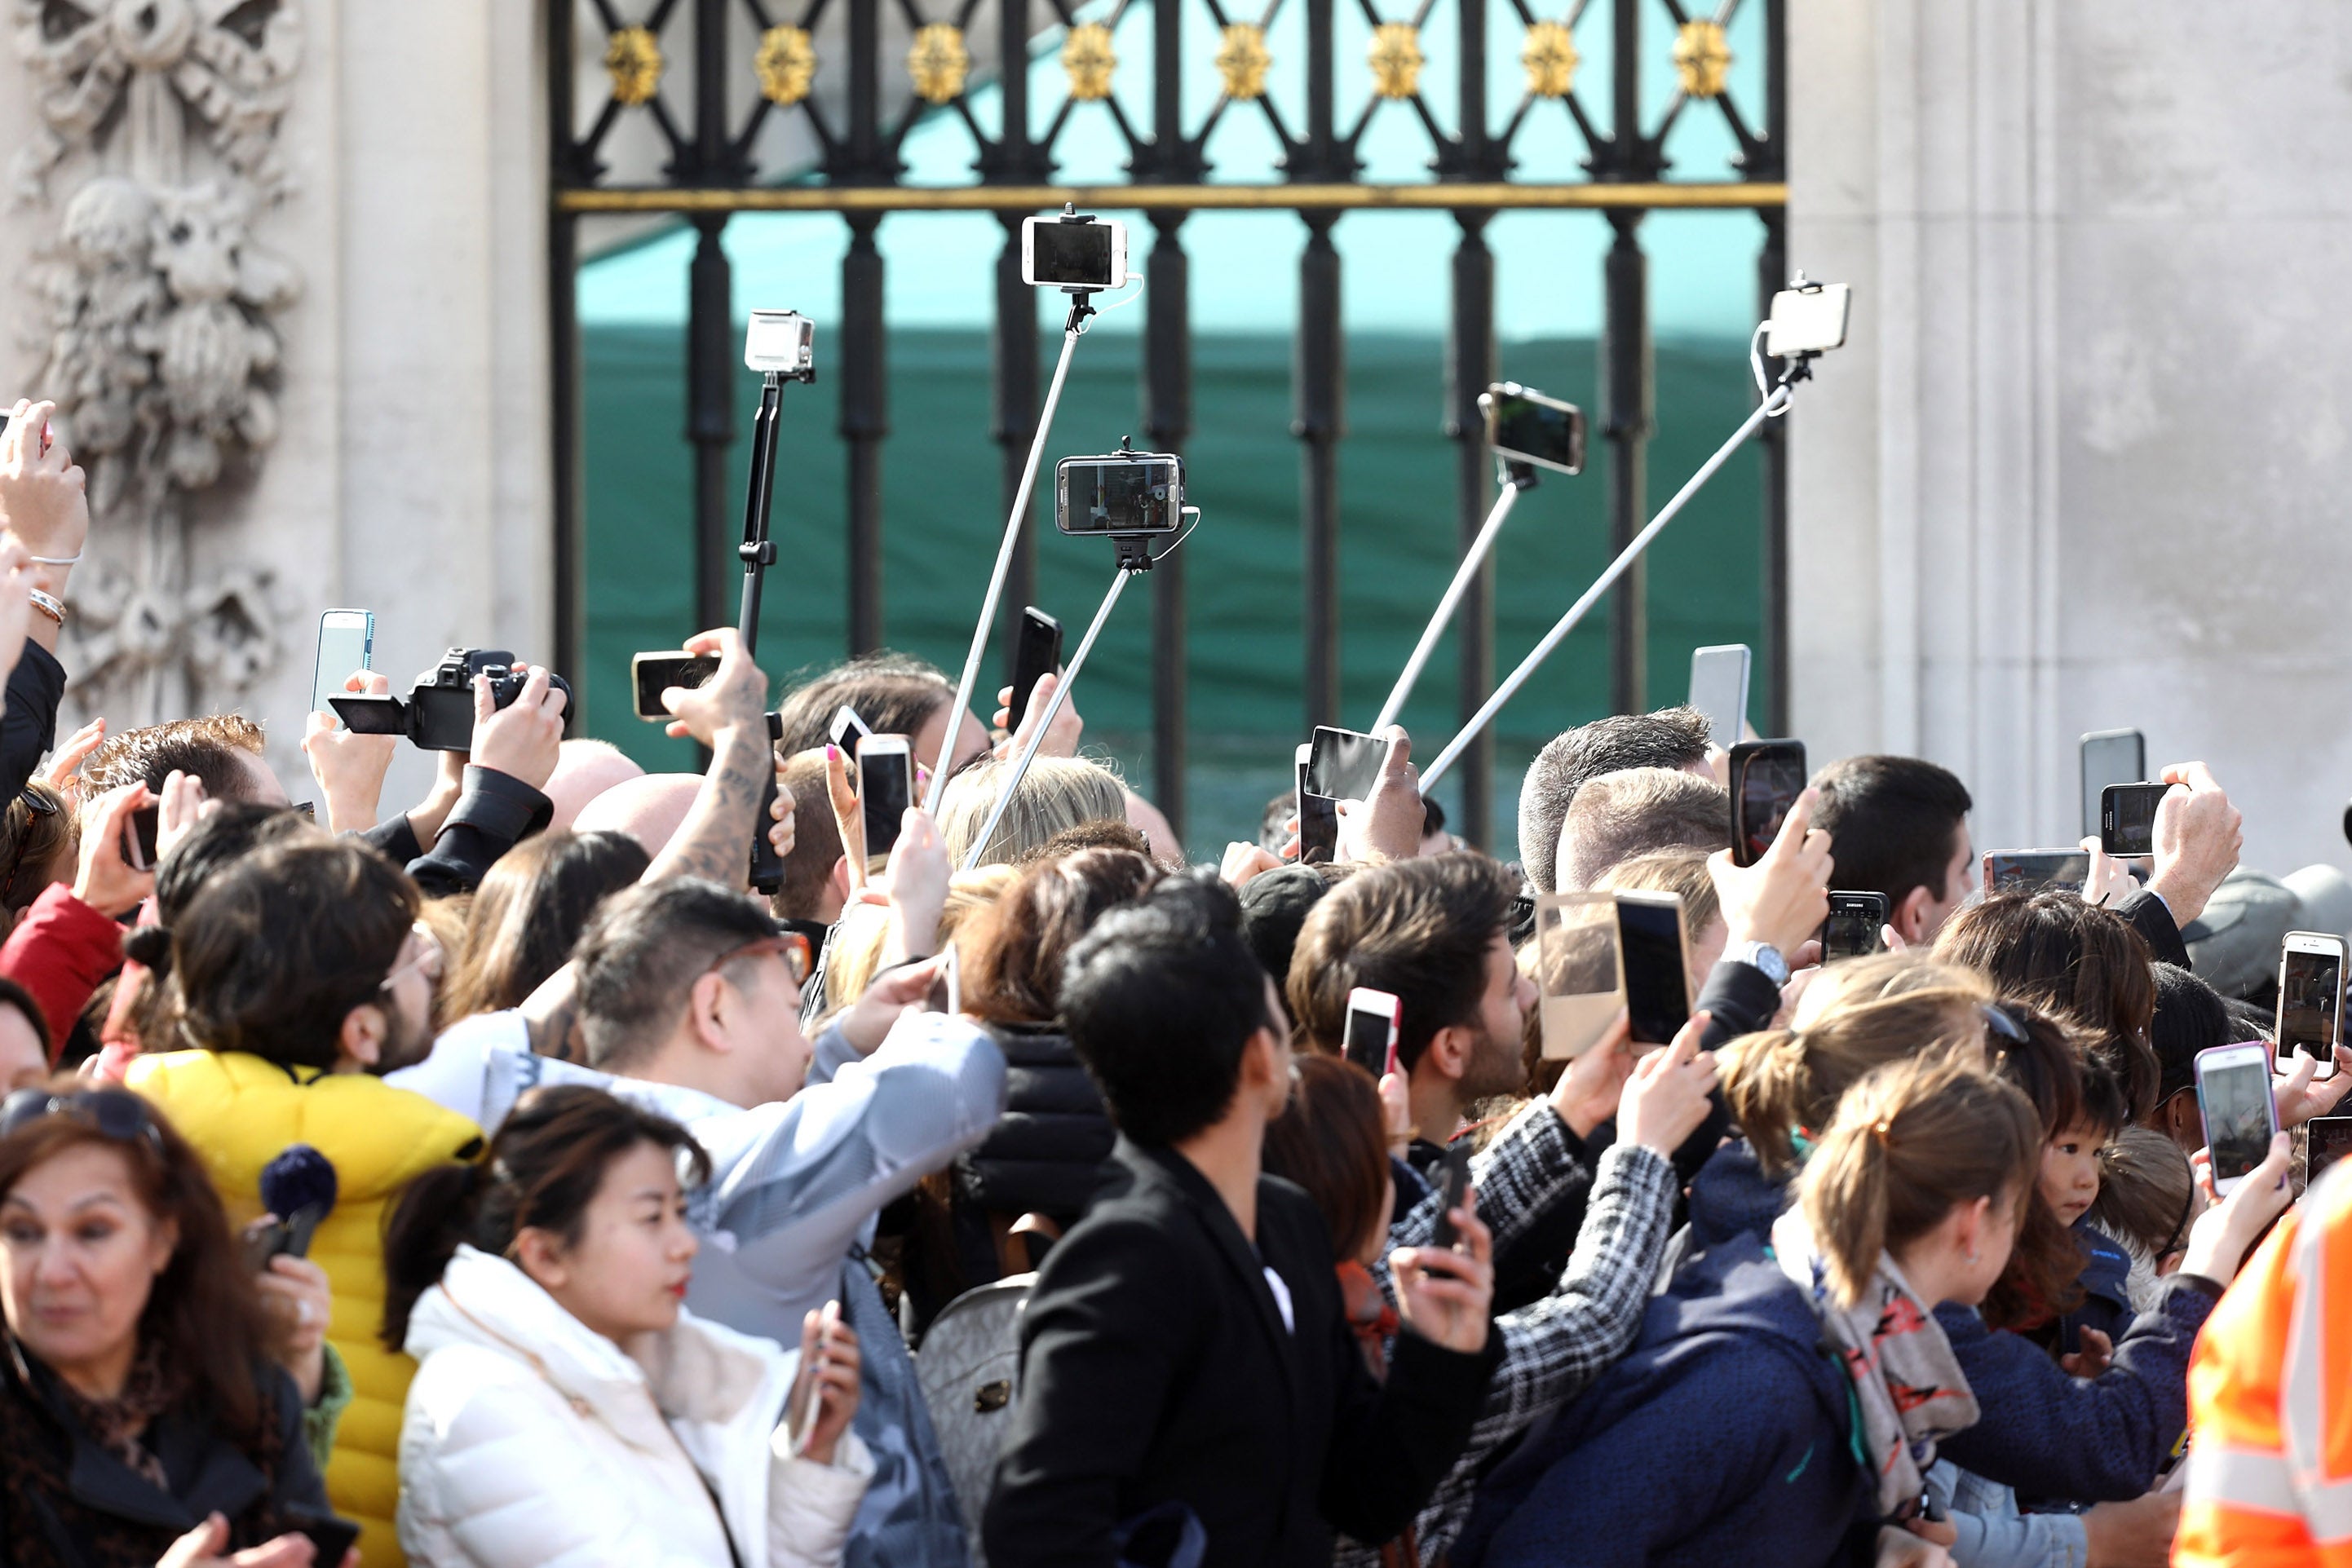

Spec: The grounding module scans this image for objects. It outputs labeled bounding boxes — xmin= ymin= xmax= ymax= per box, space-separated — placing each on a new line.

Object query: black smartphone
xmin=1615 ymin=891 xmax=1691 ymax=1048
xmin=1820 ymin=891 xmax=1890 ymax=961
xmin=2308 ymin=1115 xmax=2352 ymax=1184
xmin=1010 ymin=607 xmax=1063 ymax=735
xmin=1306 ymin=726 xmax=1385 ymax=802
xmin=1729 ymin=740 xmax=1807 ymax=868
xmin=630 ymin=651 xmax=720 ymax=722
xmin=1483 ymin=382 xmax=1586 ymax=475
xmin=2080 ymin=729 xmax=2145 ymax=839
xmin=241 ymin=1207 xmax=325 ymax=1273
xmin=290 ymin=1513 xmax=360 ymax=1565
xmin=855 ymin=736 xmax=915 ymax=867
xmin=2100 ymin=782 xmax=2172 ymax=857
xmin=1298 ymin=793 xmax=1340 ymax=865
xmin=126 ymin=805 xmax=161 ymax=872
xmin=1429 ymin=1141 xmax=1473 ymax=1250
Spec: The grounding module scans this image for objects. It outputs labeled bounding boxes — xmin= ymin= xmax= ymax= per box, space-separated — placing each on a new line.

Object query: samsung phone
xmin=1687 ymin=644 xmax=1751 ymax=753
xmin=2276 ymin=931 xmax=2345 ymax=1081
xmin=1306 ymin=726 xmax=1386 ymax=802
xmin=124 ymin=804 xmax=160 ymax=873
xmin=1763 ymin=282 xmax=1852 ymax=357
xmin=1729 ymin=740 xmax=1806 ymax=868
xmin=2309 ymin=1115 xmax=2352 ymax=1186
xmin=854 ymin=735 xmax=914 ymax=868
xmin=311 ymin=609 xmax=374 ymax=720
xmin=1010 ymin=607 xmax=1063 ymax=736
xmin=1533 ymin=892 xmax=1623 ymax=1062
xmin=1298 ymin=793 xmax=1340 ymax=865
xmin=2195 ymin=1041 xmax=2281 ymax=1195
xmin=2100 ymin=782 xmax=2173 ymax=858
xmin=1056 ymin=451 xmax=1183 ymax=537
xmin=1983 ymin=849 xmax=2091 ymax=896
xmin=1343 ymin=986 xmax=1402 ymax=1077
xmin=1615 ymin=891 xmax=1691 ymax=1049
xmin=630 ymin=651 xmax=720 ymax=722
xmin=1430 ymin=1141 xmax=1473 ymax=1250
xmin=1021 ymin=214 xmax=1126 ymax=290
xmin=829 ymin=704 xmax=873 ymax=750
xmin=1481 ymin=382 xmax=1585 ymax=475
xmin=1821 ymin=891 xmax=1891 ymax=961
xmin=2080 ymin=729 xmax=2146 ymax=839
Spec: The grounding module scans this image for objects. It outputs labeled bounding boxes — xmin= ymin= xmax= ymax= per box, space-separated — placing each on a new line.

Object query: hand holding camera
xmin=659 ymin=627 xmax=767 ymax=748
xmin=471 ymin=663 xmax=568 ymax=792
xmin=74 ymin=783 xmax=154 ymax=918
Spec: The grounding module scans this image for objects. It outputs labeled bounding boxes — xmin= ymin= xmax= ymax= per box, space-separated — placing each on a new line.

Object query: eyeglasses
xmin=0 ymin=1087 xmax=162 ymax=1151
xmin=0 ymin=788 xmax=59 ymax=908
xmin=706 ymin=932 xmax=813 ymax=989
xmin=1981 ymin=1001 xmax=2031 ymax=1045
xmin=379 ymin=921 xmax=445 ymax=995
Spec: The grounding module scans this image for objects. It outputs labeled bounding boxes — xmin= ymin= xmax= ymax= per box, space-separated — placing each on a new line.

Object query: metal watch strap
xmin=1725 ymin=939 xmax=1789 ymax=986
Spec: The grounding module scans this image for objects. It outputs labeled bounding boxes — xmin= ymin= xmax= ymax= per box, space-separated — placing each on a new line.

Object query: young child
xmin=2041 ymin=1053 xmax=2132 ymax=1365
xmin=2089 ymin=1125 xmax=2198 ymax=1312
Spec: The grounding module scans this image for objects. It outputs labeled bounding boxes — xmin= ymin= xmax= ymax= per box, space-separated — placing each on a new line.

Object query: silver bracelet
xmin=26 ymin=552 xmax=81 ymax=566
xmin=27 ymin=589 xmax=64 ymax=625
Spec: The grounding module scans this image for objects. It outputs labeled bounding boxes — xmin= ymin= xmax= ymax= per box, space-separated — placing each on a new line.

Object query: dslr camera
xmin=329 ymin=648 xmax=573 ymax=752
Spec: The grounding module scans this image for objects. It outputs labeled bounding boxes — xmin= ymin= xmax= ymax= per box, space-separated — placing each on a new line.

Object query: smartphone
xmin=926 ymin=944 xmax=962 ymax=1016
xmin=1615 ymin=891 xmax=1691 ymax=1049
xmin=311 ymin=610 xmax=374 ymax=720
xmin=1820 ymin=891 xmax=1890 ymax=961
xmin=630 ymin=651 xmax=720 ymax=722
xmin=1055 ymin=451 xmax=1183 ymax=537
xmin=829 ymin=704 xmax=873 ymax=750
xmin=1342 ymin=986 xmax=1402 ymax=1077
xmin=125 ymin=804 xmax=160 ymax=873
xmin=1687 ymin=644 xmax=1752 ymax=753
xmin=1763 ymin=281 xmax=1852 ymax=357
xmin=1298 ymin=793 xmax=1340 ymax=865
xmin=1983 ymin=849 xmax=2092 ymax=896
xmin=1532 ymin=891 xmax=1623 ymax=1062
xmin=1729 ymin=740 xmax=1806 ymax=868
xmin=1429 ymin=1141 xmax=1473 ymax=1250
xmin=1021 ymin=214 xmax=1126 ymax=289
xmin=2100 ymin=782 xmax=2173 ymax=858
xmin=855 ymin=735 xmax=914 ymax=868
xmin=2195 ymin=1041 xmax=2281 ymax=1195
xmin=1306 ymin=726 xmax=1386 ymax=802
xmin=2275 ymin=931 xmax=2345 ymax=1080
xmin=2308 ymin=1115 xmax=2352 ymax=1185
xmin=2080 ymin=729 xmax=2146 ymax=839
xmin=1481 ymin=382 xmax=1585 ymax=475
xmin=1010 ymin=607 xmax=1063 ymax=736
xmin=289 ymin=1514 xmax=361 ymax=1566
xmin=241 ymin=1208 xmax=324 ymax=1272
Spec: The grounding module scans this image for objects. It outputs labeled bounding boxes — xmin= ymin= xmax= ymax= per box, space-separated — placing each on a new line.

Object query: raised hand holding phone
xmin=1390 ymin=1179 xmax=1492 ymax=1354
xmin=303 ymin=669 xmax=398 ymax=833
xmin=788 ymin=1300 xmax=862 ymax=1464
xmin=1708 ymin=784 xmax=1833 ymax=957
xmin=74 ymin=783 xmax=153 ymax=917
xmin=993 ymin=669 xmax=1084 ymax=763
xmin=1335 ymin=726 xmax=1424 ymax=864
xmin=2180 ymin=1129 xmax=2292 ymax=1286
xmin=1618 ymin=1014 xmax=1719 ymax=1155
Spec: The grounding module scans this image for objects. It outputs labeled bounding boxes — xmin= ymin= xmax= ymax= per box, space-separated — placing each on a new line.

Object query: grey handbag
xmin=914 ymin=1272 xmax=1037 ymax=1566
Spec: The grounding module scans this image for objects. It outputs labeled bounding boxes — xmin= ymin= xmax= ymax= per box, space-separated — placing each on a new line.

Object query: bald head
xmin=544 ymin=740 xmax=648 ymax=832
xmin=573 ymin=773 xmax=702 ymax=858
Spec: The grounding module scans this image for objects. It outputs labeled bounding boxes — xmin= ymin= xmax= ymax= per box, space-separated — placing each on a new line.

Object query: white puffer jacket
xmin=396 ymin=1245 xmax=873 ymax=1568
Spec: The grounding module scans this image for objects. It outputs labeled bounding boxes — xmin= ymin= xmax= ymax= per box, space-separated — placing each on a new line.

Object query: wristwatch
xmin=1724 ymin=939 xmax=1789 ymax=986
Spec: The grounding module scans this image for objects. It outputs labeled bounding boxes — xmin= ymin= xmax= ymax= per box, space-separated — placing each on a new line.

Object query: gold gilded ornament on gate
xmin=1063 ymin=23 xmax=1116 ymax=101
xmin=604 ymin=26 xmax=663 ymax=107
xmin=755 ymin=25 xmax=817 ymax=106
xmin=1522 ymin=20 xmax=1577 ymax=99
xmin=1215 ymin=23 xmax=1271 ymax=100
xmin=1672 ymin=20 xmax=1731 ymax=98
xmin=1368 ymin=21 xmax=1423 ymax=99
xmin=909 ymin=23 xmax=971 ymax=104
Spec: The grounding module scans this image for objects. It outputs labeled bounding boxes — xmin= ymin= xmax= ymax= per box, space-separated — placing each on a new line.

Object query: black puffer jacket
xmin=957 ymin=1021 xmax=1119 ymax=1221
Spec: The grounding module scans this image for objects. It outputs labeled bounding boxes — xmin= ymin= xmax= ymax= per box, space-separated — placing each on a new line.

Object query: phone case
xmin=1532 ymin=893 xmax=1623 ymax=1061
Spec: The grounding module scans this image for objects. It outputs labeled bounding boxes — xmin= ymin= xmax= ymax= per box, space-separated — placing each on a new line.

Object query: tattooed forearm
xmin=647 ymin=723 xmax=770 ymax=889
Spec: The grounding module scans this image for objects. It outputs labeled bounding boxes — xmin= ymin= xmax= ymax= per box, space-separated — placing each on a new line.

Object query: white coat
xmin=396 ymin=1245 xmax=873 ymax=1568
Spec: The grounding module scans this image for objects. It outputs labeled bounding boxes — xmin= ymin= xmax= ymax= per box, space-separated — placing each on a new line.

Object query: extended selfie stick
xmin=926 ymin=208 xmax=1114 ymax=819
xmin=738 ymin=316 xmax=817 ymax=892
xmin=1421 ymin=298 xmax=1837 ymax=791
xmin=1373 ymin=457 xmax=1538 ymax=732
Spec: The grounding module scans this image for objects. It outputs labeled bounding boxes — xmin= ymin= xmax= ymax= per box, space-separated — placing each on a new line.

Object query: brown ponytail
xmin=1719 ymin=953 xmax=1996 ymax=1176
xmin=1798 ymin=1050 xmax=2041 ymax=1309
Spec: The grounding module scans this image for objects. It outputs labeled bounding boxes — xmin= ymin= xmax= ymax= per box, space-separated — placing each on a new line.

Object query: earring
xmin=1964 ymin=1245 xmax=1979 ymax=1264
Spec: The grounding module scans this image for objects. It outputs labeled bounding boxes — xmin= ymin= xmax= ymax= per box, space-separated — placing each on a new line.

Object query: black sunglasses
xmin=0 ymin=1088 xmax=162 ymax=1151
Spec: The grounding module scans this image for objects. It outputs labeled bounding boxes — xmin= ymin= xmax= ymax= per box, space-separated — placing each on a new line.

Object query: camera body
xmin=329 ymin=647 xmax=573 ymax=752
xmin=745 ymin=310 xmax=816 ymax=379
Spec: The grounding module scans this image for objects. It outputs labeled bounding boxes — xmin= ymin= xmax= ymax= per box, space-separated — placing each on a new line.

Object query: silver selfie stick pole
xmin=1373 ymin=459 xmax=1537 ymax=732
xmin=959 ymin=559 xmax=1142 ymax=872
xmin=1421 ymin=380 xmax=1797 ymax=792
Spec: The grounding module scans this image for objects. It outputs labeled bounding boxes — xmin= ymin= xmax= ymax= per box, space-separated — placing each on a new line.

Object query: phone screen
xmin=1010 ymin=609 xmax=1063 ymax=734
xmin=1984 ymin=850 xmax=2092 ymax=896
xmin=859 ymin=746 xmax=913 ymax=864
xmin=2279 ymin=946 xmax=2343 ymax=1071
xmin=1058 ymin=457 xmax=1182 ymax=535
xmin=1029 ymin=219 xmax=1116 ymax=287
xmin=633 ymin=654 xmax=719 ymax=720
xmin=1733 ymin=742 xmax=1806 ymax=866
xmin=1342 ymin=1002 xmax=1395 ymax=1076
xmin=312 ymin=611 xmax=373 ymax=718
xmin=1486 ymin=388 xmax=1584 ymax=475
xmin=2102 ymin=783 xmax=2169 ymax=857
xmin=1616 ymin=894 xmax=1689 ymax=1047
xmin=1306 ymin=727 xmax=1386 ymax=802
xmin=1298 ymin=793 xmax=1339 ymax=864
xmin=127 ymin=805 xmax=160 ymax=871
xmin=1533 ymin=893 xmax=1622 ymax=1062
xmin=2199 ymin=1053 xmax=2277 ymax=1184
xmin=2310 ymin=1116 xmax=2352 ymax=1184
xmin=1822 ymin=894 xmax=1889 ymax=961
xmin=2080 ymin=731 xmax=2144 ymax=839
xmin=1687 ymin=646 xmax=1750 ymax=753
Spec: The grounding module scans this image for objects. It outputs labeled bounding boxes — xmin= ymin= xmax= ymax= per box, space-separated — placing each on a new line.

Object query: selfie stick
xmin=926 ymin=209 xmax=1110 ymax=819
xmin=959 ymin=529 xmax=1168 ymax=872
xmin=1421 ymin=368 xmax=1810 ymax=792
xmin=1372 ymin=458 xmax=1539 ymax=732
xmin=739 ymin=338 xmax=816 ymax=891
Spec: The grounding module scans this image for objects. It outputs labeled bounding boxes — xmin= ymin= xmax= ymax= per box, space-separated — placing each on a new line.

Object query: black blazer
xmin=983 ymin=1137 xmax=1500 ymax=1568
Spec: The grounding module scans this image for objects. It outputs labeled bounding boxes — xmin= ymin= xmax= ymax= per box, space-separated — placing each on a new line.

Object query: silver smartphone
xmin=312 ymin=610 xmax=374 ymax=719
xmin=1687 ymin=645 xmax=1751 ymax=753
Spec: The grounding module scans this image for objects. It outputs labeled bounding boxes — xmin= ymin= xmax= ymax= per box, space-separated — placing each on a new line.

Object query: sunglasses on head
xmin=0 ymin=788 xmax=60 ymax=908
xmin=1982 ymin=1001 xmax=2031 ymax=1045
xmin=0 ymin=1087 xmax=162 ymax=1151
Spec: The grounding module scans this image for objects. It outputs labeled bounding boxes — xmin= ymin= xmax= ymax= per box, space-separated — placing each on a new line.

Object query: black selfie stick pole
xmin=1373 ymin=456 xmax=1538 ymax=731
xmin=737 ymin=354 xmax=816 ymax=893
xmin=1421 ymin=355 xmax=1816 ymax=791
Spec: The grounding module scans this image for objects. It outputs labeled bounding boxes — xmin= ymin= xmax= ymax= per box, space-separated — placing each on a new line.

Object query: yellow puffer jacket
xmin=127 ymin=1049 xmax=484 ymax=1568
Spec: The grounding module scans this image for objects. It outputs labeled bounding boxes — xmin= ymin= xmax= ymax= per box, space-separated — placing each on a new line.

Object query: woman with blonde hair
xmin=820 ymin=865 xmax=1016 ymax=1014
xmin=935 ymin=757 xmax=1126 ymax=869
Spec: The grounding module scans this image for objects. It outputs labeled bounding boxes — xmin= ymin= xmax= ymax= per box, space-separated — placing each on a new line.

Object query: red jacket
xmin=0 ymin=882 xmax=124 ymax=1058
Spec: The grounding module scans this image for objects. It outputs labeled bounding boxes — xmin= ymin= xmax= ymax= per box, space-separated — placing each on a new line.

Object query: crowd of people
xmin=0 ymin=390 xmax=2341 ymax=1568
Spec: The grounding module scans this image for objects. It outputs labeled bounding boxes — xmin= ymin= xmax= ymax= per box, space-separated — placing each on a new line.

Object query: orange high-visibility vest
xmin=2178 ymin=1163 xmax=2352 ymax=1566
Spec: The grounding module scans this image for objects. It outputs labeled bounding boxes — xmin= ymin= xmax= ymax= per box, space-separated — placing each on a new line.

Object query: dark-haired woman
xmin=0 ymin=1085 xmax=346 ymax=1567
xmin=439 ymin=829 xmax=649 ymax=1024
xmin=385 ymin=1085 xmax=870 ymax=1568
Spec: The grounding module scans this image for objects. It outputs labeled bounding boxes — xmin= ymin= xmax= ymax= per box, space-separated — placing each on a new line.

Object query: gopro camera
xmin=744 ymin=310 xmax=816 ymax=379
xmin=329 ymin=647 xmax=573 ymax=753
xmin=1482 ymin=382 xmax=1585 ymax=475
xmin=1055 ymin=448 xmax=1184 ymax=538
